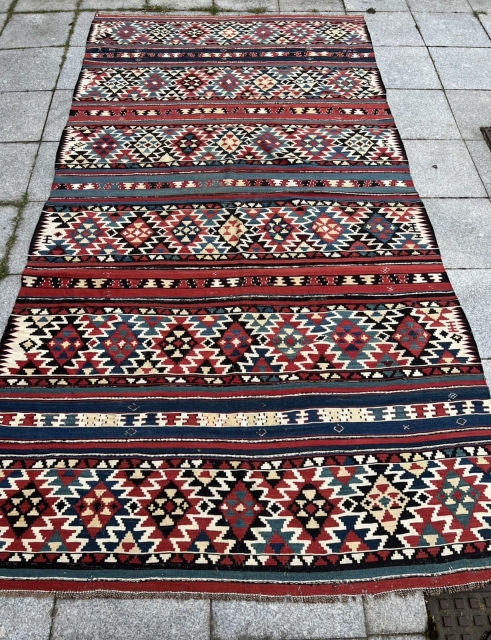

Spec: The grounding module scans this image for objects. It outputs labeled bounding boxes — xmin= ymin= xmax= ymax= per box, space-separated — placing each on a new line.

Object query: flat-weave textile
xmin=0 ymin=14 xmax=490 ymax=596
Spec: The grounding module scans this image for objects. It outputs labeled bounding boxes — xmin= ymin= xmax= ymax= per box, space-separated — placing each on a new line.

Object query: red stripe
xmin=2 ymin=567 xmax=491 ymax=596
xmin=20 ymin=284 xmax=454 ymax=299
xmin=46 ymin=192 xmax=425 ymax=204
xmin=23 ymin=263 xmax=445 ymax=278
xmin=83 ymin=59 xmax=379 ymax=69
xmin=12 ymin=294 xmax=458 ymax=309
xmin=68 ymin=102 xmax=393 ymax=124
xmin=0 ymin=377 xmax=483 ymax=400
xmin=28 ymin=255 xmax=442 ymax=269
xmin=1 ymin=429 xmax=490 ymax=453
xmin=93 ymin=13 xmax=366 ymax=23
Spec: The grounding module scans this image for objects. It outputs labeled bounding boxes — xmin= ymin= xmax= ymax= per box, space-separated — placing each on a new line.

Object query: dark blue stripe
xmin=0 ymin=383 xmax=488 ymax=412
xmin=0 ymin=411 xmax=488 ymax=442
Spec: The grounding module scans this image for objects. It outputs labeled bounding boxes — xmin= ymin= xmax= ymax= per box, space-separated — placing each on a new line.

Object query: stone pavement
xmin=0 ymin=0 xmax=490 ymax=637
xmin=0 ymin=590 xmax=429 ymax=639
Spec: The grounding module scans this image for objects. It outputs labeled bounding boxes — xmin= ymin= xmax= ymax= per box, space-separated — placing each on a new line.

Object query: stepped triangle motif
xmin=0 ymin=13 xmax=490 ymax=597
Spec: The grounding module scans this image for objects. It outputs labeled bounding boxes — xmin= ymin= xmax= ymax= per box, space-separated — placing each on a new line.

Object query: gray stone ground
xmin=0 ymin=0 xmax=490 ymax=637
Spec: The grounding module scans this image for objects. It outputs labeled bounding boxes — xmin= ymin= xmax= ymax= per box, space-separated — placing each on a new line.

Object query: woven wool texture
xmin=0 ymin=14 xmax=490 ymax=596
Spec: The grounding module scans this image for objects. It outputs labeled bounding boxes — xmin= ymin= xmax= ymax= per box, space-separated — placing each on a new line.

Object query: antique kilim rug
xmin=0 ymin=14 xmax=490 ymax=597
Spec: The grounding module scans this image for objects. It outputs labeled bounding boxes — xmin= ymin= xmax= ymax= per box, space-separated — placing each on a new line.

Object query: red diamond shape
xmin=121 ymin=218 xmax=153 ymax=248
xmin=48 ymin=324 xmax=84 ymax=366
xmin=312 ymin=216 xmax=345 ymax=244
xmin=393 ymin=315 xmax=430 ymax=357
xmin=219 ymin=322 xmax=253 ymax=363
xmin=104 ymin=323 xmax=139 ymax=365
xmin=74 ymin=481 xmax=121 ymax=538
xmin=218 ymin=73 xmax=240 ymax=92
xmin=332 ymin=318 xmax=370 ymax=359
xmin=92 ymin=133 xmax=119 ymax=159
xmin=144 ymin=73 xmax=165 ymax=92
xmin=220 ymin=481 xmax=262 ymax=540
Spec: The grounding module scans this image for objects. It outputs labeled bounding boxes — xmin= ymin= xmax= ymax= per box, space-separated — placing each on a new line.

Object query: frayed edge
xmin=422 ymin=579 xmax=491 ymax=597
xmin=0 ymin=589 xmax=357 ymax=603
xmin=0 ymin=569 xmax=490 ymax=602
xmin=0 ymin=580 xmax=489 ymax=602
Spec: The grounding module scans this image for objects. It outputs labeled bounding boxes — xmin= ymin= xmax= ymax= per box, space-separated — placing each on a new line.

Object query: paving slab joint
xmin=0 ymin=0 xmax=19 ymax=38
xmin=473 ymin=9 xmax=491 ymax=43
xmin=210 ymin=597 xmax=214 ymax=640
xmin=0 ymin=193 xmax=26 ymax=280
xmin=57 ymin=0 xmax=85 ymax=87
xmin=47 ymin=595 xmax=58 ymax=640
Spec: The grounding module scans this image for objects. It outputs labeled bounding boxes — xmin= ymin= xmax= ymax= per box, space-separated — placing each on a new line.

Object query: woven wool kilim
xmin=0 ymin=14 xmax=490 ymax=597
